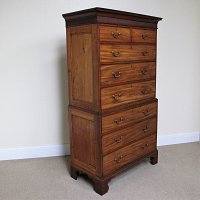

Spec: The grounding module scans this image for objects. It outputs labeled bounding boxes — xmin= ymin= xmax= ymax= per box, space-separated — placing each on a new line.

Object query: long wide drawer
xmin=102 ymin=101 xmax=157 ymax=134
xmin=101 ymin=62 xmax=156 ymax=87
xmin=103 ymin=134 xmax=156 ymax=176
xmin=102 ymin=117 xmax=157 ymax=155
xmin=100 ymin=45 xmax=156 ymax=63
xmin=101 ymin=80 xmax=155 ymax=110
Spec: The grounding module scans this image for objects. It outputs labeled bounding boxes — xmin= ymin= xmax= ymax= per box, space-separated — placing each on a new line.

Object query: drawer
xmin=102 ymin=117 xmax=157 ymax=155
xmin=100 ymin=25 xmax=131 ymax=42
xmin=100 ymin=45 xmax=156 ymax=63
xmin=102 ymin=101 xmax=157 ymax=133
xmin=101 ymin=62 xmax=156 ymax=87
xmin=101 ymin=80 xmax=155 ymax=110
xmin=132 ymin=29 xmax=156 ymax=43
xmin=103 ymin=134 xmax=156 ymax=176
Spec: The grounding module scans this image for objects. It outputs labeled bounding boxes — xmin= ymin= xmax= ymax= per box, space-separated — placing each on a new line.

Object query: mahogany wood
xmin=62 ymin=7 xmax=162 ymax=28
xmin=100 ymin=62 xmax=156 ymax=87
xmin=103 ymin=134 xmax=156 ymax=176
xmin=101 ymin=80 xmax=156 ymax=109
xmin=132 ymin=28 xmax=156 ymax=43
xmin=63 ymin=7 xmax=161 ymax=195
xmin=100 ymin=44 xmax=156 ymax=63
xmin=102 ymin=101 xmax=157 ymax=133
xmin=100 ymin=25 xmax=131 ymax=42
xmin=102 ymin=117 xmax=157 ymax=155
xmin=67 ymin=25 xmax=100 ymax=112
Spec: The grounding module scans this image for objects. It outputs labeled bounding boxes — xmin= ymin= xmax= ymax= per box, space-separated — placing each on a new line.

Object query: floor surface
xmin=0 ymin=142 xmax=200 ymax=200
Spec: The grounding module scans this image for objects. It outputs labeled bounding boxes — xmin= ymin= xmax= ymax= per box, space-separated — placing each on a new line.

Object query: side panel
xmin=67 ymin=25 xmax=100 ymax=111
xmin=69 ymin=108 xmax=101 ymax=176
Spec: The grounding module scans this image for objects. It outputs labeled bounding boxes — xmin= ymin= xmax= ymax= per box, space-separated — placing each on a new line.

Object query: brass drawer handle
xmin=143 ymin=125 xmax=149 ymax=132
xmin=142 ymin=109 xmax=150 ymax=116
xmin=114 ymin=136 xmax=122 ymax=143
xmin=112 ymin=51 xmax=121 ymax=57
xmin=141 ymin=144 xmax=149 ymax=149
xmin=112 ymin=71 xmax=121 ymax=78
xmin=142 ymin=33 xmax=148 ymax=40
xmin=141 ymin=51 xmax=148 ymax=56
xmin=114 ymin=117 xmax=125 ymax=124
xmin=141 ymin=68 xmax=148 ymax=75
xmin=112 ymin=93 xmax=121 ymax=100
xmin=114 ymin=155 xmax=123 ymax=163
xmin=141 ymin=88 xmax=151 ymax=94
xmin=111 ymin=31 xmax=121 ymax=38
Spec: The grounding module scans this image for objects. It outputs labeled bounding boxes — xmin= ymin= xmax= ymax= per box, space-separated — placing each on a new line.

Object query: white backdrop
xmin=0 ymin=0 xmax=200 ymax=150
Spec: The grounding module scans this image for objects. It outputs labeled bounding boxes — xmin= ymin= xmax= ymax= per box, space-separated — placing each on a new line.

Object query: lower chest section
xmin=69 ymin=100 xmax=157 ymax=177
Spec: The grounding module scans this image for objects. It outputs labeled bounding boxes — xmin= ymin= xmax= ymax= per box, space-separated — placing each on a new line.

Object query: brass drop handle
xmin=142 ymin=109 xmax=150 ymax=116
xmin=114 ymin=155 xmax=123 ymax=163
xmin=112 ymin=71 xmax=121 ymax=78
xmin=114 ymin=117 xmax=125 ymax=124
xmin=111 ymin=31 xmax=121 ymax=38
xmin=143 ymin=125 xmax=149 ymax=132
xmin=141 ymin=88 xmax=151 ymax=94
xmin=141 ymin=67 xmax=148 ymax=75
xmin=112 ymin=93 xmax=121 ymax=100
xmin=142 ymin=33 xmax=148 ymax=40
xmin=114 ymin=136 xmax=122 ymax=143
xmin=141 ymin=144 xmax=149 ymax=149
xmin=141 ymin=51 xmax=148 ymax=56
xmin=112 ymin=51 xmax=121 ymax=57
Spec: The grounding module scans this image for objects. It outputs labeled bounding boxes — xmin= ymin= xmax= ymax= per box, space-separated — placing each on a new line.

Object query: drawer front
xmin=103 ymin=134 xmax=156 ymax=176
xmin=102 ymin=101 xmax=157 ymax=133
xmin=101 ymin=62 xmax=156 ymax=87
xmin=102 ymin=117 xmax=157 ymax=155
xmin=100 ymin=25 xmax=131 ymax=42
xmin=100 ymin=45 xmax=156 ymax=63
xmin=101 ymin=80 xmax=155 ymax=110
xmin=132 ymin=29 xmax=156 ymax=43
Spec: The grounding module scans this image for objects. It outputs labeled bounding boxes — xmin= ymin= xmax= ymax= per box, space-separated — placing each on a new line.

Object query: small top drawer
xmin=132 ymin=29 xmax=156 ymax=43
xmin=100 ymin=25 xmax=131 ymax=42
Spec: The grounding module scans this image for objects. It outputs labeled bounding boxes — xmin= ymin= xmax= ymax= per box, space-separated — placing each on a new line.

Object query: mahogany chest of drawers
xmin=62 ymin=7 xmax=162 ymax=195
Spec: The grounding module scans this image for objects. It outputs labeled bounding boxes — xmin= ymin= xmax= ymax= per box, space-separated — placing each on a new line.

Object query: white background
xmin=0 ymin=0 xmax=200 ymax=149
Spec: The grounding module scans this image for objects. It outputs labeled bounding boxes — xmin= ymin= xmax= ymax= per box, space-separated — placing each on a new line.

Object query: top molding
xmin=62 ymin=7 xmax=162 ymax=28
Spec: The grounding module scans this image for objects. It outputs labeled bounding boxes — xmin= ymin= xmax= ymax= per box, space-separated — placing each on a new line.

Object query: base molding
xmin=0 ymin=132 xmax=199 ymax=161
xmin=157 ymin=131 xmax=200 ymax=146
xmin=0 ymin=144 xmax=70 ymax=161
